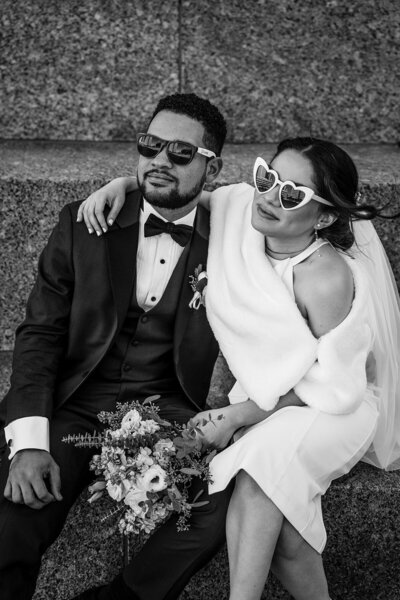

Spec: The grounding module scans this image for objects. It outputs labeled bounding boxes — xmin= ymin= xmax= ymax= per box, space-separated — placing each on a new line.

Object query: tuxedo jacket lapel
xmin=105 ymin=191 xmax=141 ymax=328
xmin=174 ymin=205 xmax=210 ymax=353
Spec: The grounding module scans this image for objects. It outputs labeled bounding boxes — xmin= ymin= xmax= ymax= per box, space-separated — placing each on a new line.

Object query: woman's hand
xmin=191 ymin=394 xmax=305 ymax=452
xmin=190 ymin=407 xmax=237 ymax=451
xmin=77 ymin=176 xmax=137 ymax=235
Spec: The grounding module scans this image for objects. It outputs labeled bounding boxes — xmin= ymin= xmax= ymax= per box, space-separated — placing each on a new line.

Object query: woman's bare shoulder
xmin=301 ymin=244 xmax=352 ymax=285
xmin=294 ymin=244 xmax=354 ymax=337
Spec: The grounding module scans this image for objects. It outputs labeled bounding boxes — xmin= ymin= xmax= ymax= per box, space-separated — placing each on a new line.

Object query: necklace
xmin=264 ymin=237 xmax=315 ymax=259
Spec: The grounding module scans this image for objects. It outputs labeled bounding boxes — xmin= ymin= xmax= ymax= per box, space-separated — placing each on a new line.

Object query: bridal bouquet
xmin=64 ymin=397 xmax=219 ymax=536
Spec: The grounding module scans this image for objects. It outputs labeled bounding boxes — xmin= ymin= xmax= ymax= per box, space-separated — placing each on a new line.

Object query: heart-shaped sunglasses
xmin=253 ymin=157 xmax=334 ymax=211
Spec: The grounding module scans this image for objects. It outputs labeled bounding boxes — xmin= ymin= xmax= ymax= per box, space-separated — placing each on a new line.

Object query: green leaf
xmin=205 ymin=449 xmax=217 ymax=464
xmin=180 ymin=467 xmax=201 ymax=476
xmin=192 ymin=489 xmax=204 ymax=503
xmin=143 ymin=395 xmax=161 ymax=405
xmin=173 ymin=438 xmax=186 ymax=447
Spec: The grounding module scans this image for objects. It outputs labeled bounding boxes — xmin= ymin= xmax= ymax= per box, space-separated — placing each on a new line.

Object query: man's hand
xmin=190 ymin=407 xmax=237 ymax=451
xmin=4 ymin=449 xmax=63 ymax=510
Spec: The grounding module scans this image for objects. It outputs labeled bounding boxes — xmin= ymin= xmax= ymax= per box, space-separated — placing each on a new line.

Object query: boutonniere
xmin=188 ymin=264 xmax=208 ymax=310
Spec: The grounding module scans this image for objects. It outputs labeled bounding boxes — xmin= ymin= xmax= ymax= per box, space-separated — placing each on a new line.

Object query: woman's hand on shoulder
xmin=295 ymin=248 xmax=354 ymax=338
xmin=77 ymin=176 xmax=137 ymax=235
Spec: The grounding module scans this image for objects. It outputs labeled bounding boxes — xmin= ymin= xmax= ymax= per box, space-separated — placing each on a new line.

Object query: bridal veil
xmin=352 ymin=220 xmax=400 ymax=470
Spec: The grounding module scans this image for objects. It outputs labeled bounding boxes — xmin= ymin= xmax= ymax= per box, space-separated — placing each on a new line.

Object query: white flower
xmin=109 ymin=428 xmax=124 ymax=439
xmin=140 ymin=518 xmax=157 ymax=534
xmin=88 ymin=480 xmax=106 ymax=494
xmin=106 ymin=479 xmax=131 ymax=502
xmin=154 ymin=439 xmax=175 ymax=455
xmin=153 ymin=503 xmax=169 ymax=520
xmin=140 ymin=465 xmax=168 ymax=492
xmin=87 ymin=481 xmax=107 ymax=504
xmin=135 ymin=447 xmax=154 ymax=470
xmin=138 ymin=419 xmax=160 ymax=435
xmin=121 ymin=409 xmax=142 ymax=431
xmin=105 ymin=461 xmax=119 ymax=476
xmin=153 ymin=439 xmax=175 ymax=466
xmin=124 ymin=485 xmax=148 ymax=510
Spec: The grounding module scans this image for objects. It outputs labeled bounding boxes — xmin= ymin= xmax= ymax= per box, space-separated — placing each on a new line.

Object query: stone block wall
xmin=1 ymin=0 xmax=399 ymax=142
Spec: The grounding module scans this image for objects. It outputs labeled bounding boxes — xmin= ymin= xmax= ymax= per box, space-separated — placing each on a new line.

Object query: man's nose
xmin=151 ymin=145 xmax=173 ymax=167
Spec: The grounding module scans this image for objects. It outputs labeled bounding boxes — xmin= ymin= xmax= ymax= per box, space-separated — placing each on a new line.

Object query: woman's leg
xmin=271 ymin=518 xmax=331 ymax=600
xmin=226 ymin=470 xmax=284 ymax=600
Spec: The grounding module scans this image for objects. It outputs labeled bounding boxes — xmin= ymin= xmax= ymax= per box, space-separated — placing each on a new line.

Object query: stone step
xmin=30 ymin=463 xmax=400 ymax=600
xmin=1 ymin=140 xmax=400 ymax=351
xmin=0 ymin=349 xmax=399 ymax=600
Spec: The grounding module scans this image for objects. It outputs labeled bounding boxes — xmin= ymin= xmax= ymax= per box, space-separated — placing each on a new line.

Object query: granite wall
xmin=1 ymin=0 xmax=399 ymax=143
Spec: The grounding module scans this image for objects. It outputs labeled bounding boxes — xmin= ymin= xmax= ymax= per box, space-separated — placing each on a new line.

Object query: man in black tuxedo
xmin=0 ymin=93 xmax=233 ymax=600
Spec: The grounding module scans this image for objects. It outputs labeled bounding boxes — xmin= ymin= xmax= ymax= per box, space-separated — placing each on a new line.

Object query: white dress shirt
xmin=136 ymin=199 xmax=196 ymax=310
xmin=5 ymin=199 xmax=197 ymax=458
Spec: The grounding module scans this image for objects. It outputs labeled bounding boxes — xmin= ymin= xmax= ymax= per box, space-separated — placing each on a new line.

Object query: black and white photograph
xmin=1 ymin=1 xmax=400 ymax=599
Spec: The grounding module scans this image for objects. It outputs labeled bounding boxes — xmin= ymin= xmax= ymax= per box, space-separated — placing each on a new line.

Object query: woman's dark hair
xmin=150 ymin=93 xmax=227 ymax=157
xmin=272 ymin=137 xmax=380 ymax=251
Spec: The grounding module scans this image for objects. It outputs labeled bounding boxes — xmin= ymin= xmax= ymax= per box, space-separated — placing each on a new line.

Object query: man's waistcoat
xmin=91 ymin=243 xmax=189 ymax=399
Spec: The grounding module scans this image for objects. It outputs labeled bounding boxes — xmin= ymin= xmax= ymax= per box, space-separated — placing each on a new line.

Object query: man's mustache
xmin=144 ymin=169 xmax=177 ymax=183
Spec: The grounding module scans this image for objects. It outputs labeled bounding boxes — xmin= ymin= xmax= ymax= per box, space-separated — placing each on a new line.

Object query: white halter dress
xmin=208 ymin=241 xmax=379 ymax=553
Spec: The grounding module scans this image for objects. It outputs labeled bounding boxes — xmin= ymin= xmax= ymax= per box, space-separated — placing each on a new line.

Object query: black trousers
xmin=0 ymin=382 xmax=232 ymax=600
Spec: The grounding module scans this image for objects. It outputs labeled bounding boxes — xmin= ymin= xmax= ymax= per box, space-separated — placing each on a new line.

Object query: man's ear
xmin=205 ymin=157 xmax=223 ymax=184
xmin=315 ymin=211 xmax=338 ymax=230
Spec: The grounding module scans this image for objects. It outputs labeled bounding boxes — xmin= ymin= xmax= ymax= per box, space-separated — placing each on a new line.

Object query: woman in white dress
xmin=78 ymin=137 xmax=400 ymax=600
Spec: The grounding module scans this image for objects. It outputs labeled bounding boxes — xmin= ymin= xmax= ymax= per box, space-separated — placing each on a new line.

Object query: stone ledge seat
xmin=1 ymin=140 xmax=400 ymax=600
xmin=1 ymin=349 xmax=400 ymax=600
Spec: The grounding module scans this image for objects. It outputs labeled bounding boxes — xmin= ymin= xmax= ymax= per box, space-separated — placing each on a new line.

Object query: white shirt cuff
xmin=4 ymin=416 xmax=50 ymax=459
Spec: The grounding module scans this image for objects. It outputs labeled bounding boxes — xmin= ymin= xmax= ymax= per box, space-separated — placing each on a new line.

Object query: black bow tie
xmin=144 ymin=213 xmax=193 ymax=247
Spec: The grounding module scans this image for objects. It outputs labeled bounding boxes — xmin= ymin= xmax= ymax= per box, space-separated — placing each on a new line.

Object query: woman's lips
xmin=257 ymin=204 xmax=279 ymax=220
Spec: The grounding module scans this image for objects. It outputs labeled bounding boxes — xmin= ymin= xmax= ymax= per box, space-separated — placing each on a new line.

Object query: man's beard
xmin=138 ymin=170 xmax=206 ymax=210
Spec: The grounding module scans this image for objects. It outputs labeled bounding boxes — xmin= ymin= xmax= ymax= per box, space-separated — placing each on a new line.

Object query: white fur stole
xmin=206 ymin=183 xmax=372 ymax=414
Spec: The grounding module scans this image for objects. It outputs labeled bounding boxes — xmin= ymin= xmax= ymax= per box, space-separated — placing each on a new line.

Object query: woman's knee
xmin=274 ymin=518 xmax=306 ymax=561
xmin=234 ymin=469 xmax=263 ymax=496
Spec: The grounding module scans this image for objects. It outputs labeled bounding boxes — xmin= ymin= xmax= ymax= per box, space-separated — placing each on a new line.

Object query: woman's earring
xmin=315 ymin=224 xmax=323 ymax=256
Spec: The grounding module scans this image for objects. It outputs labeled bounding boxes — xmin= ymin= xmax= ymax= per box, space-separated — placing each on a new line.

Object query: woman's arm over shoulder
xmin=295 ymin=248 xmax=354 ymax=339
xmin=77 ymin=176 xmax=137 ymax=235
xmin=209 ymin=182 xmax=254 ymax=210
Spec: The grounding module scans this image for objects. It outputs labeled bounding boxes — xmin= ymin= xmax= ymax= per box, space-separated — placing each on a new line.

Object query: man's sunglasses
xmin=137 ymin=133 xmax=217 ymax=166
xmin=253 ymin=157 xmax=334 ymax=211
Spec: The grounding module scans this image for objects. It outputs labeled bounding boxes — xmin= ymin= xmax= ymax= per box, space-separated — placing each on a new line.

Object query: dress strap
xmin=290 ymin=240 xmax=329 ymax=266
xmin=270 ymin=240 xmax=330 ymax=300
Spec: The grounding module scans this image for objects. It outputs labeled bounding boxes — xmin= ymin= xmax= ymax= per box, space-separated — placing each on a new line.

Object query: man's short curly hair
xmin=149 ymin=93 xmax=227 ymax=156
